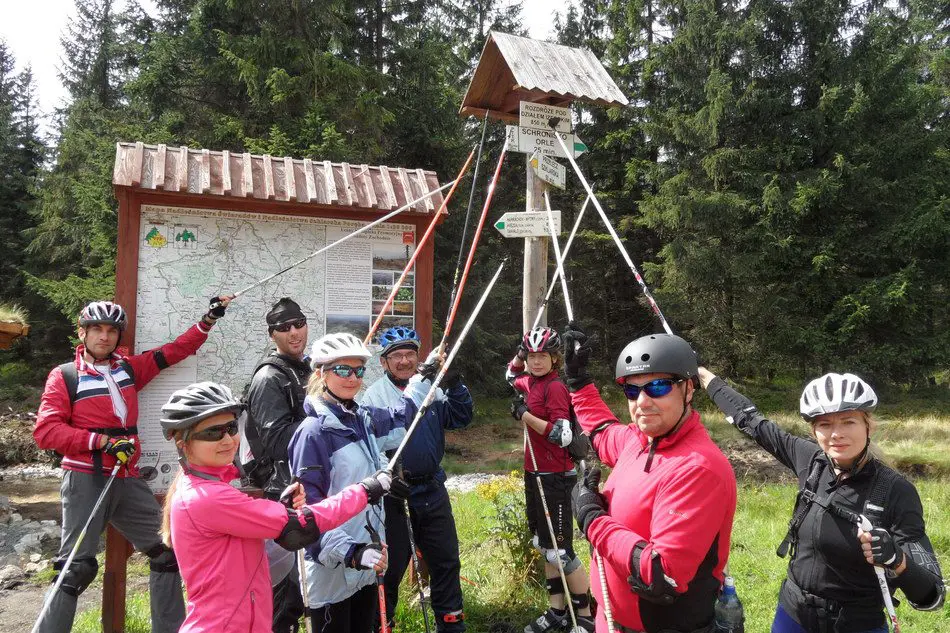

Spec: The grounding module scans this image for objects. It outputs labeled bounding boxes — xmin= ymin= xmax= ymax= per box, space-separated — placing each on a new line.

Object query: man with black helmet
xmin=561 ymin=325 xmax=737 ymax=633
xmin=32 ymin=296 xmax=231 ymax=633
xmin=244 ymin=297 xmax=313 ymax=633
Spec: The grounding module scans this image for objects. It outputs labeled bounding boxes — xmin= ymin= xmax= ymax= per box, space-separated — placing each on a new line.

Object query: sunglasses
xmin=273 ymin=318 xmax=307 ymax=333
xmin=327 ymin=364 xmax=366 ymax=379
xmin=622 ymin=378 xmax=684 ymax=401
xmin=190 ymin=420 xmax=239 ymax=442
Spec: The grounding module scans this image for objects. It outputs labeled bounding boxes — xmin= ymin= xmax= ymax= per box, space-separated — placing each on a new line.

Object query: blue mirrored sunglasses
xmin=621 ymin=378 xmax=684 ymax=401
xmin=328 ymin=364 xmax=366 ymax=379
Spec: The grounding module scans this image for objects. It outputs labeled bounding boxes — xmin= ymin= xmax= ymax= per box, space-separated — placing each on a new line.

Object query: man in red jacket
xmin=561 ymin=325 xmax=737 ymax=633
xmin=33 ymin=297 xmax=230 ymax=633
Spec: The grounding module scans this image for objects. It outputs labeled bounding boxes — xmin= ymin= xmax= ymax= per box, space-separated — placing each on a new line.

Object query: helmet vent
xmin=625 ymin=355 xmax=632 ymax=363
xmin=641 ymin=353 xmax=651 ymax=362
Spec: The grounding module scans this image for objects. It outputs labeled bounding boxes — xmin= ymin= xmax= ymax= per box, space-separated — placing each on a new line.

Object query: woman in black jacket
xmin=699 ymin=369 xmax=944 ymax=633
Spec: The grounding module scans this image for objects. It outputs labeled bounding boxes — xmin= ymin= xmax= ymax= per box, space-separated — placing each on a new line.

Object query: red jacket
xmin=34 ymin=322 xmax=211 ymax=477
xmin=510 ymin=365 xmax=574 ymax=473
xmin=571 ymin=383 xmax=737 ymax=632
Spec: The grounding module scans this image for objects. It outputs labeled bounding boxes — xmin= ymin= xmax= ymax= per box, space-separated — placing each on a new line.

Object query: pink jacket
xmin=170 ymin=464 xmax=368 ymax=632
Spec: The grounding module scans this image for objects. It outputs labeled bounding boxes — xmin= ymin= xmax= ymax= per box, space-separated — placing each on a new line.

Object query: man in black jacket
xmin=246 ymin=297 xmax=312 ymax=633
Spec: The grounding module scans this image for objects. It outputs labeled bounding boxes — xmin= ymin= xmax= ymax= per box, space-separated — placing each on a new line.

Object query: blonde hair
xmin=307 ymin=369 xmax=328 ymax=397
xmin=160 ymin=469 xmax=184 ymax=548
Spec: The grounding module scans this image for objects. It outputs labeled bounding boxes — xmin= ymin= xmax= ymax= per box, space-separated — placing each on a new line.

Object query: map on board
xmin=134 ymin=204 xmax=416 ymax=491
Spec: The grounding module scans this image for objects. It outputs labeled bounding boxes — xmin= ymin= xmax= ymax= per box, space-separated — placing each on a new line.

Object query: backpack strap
xmin=862 ymin=462 xmax=901 ymax=528
xmin=59 ymin=362 xmax=79 ymax=404
xmin=777 ymin=451 xmax=826 ymax=558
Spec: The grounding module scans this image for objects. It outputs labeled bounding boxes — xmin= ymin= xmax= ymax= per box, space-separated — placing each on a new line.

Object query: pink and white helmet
xmin=79 ymin=301 xmax=128 ymax=331
xmin=522 ymin=327 xmax=561 ymax=354
xmin=799 ymin=373 xmax=878 ymax=421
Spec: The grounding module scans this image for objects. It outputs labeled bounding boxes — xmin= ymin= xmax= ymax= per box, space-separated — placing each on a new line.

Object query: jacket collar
xmin=527 ymin=369 xmax=561 ymax=389
xmin=187 ymin=463 xmax=240 ymax=483
xmin=303 ymin=395 xmax=359 ymax=433
xmin=75 ymin=345 xmax=124 ymax=375
xmin=632 ymin=408 xmax=702 ymax=452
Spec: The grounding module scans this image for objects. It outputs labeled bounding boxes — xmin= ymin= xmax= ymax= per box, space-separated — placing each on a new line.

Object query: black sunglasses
xmin=327 ymin=364 xmax=366 ymax=379
xmin=273 ymin=318 xmax=307 ymax=333
xmin=190 ymin=420 xmax=240 ymax=442
xmin=622 ymin=378 xmax=684 ymax=401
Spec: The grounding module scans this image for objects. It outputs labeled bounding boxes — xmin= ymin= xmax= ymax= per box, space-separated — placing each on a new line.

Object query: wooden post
xmin=523 ymin=155 xmax=549 ymax=332
xmin=102 ymin=527 xmax=133 ymax=633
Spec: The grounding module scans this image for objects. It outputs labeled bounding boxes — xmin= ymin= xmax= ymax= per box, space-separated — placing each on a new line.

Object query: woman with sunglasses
xmin=288 ymin=332 xmax=431 ymax=633
xmin=158 ymin=381 xmax=391 ymax=633
xmin=561 ymin=325 xmax=737 ymax=633
xmin=507 ymin=326 xmax=594 ymax=633
xmin=700 ymin=369 xmax=945 ymax=632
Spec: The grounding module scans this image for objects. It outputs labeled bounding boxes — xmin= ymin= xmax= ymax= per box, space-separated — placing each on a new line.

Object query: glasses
xmin=622 ymin=378 xmax=684 ymax=401
xmin=327 ymin=364 xmax=366 ymax=379
xmin=273 ymin=319 xmax=307 ymax=333
xmin=386 ymin=351 xmax=418 ymax=363
xmin=190 ymin=420 xmax=239 ymax=442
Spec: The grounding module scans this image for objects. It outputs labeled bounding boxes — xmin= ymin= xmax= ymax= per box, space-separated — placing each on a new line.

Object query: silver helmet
xmin=160 ymin=382 xmax=245 ymax=440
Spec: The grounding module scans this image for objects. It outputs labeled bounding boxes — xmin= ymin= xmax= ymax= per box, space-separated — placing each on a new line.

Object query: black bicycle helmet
xmin=614 ymin=333 xmax=698 ymax=384
xmin=160 ymin=382 xmax=245 ymax=440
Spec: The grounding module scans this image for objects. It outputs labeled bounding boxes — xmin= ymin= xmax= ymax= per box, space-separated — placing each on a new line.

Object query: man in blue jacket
xmin=360 ymin=327 xmax=474 ymax=632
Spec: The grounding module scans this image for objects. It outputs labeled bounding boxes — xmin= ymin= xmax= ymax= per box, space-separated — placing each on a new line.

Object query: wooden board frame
xmin=105 ymin=186 xmax=440 ymax=632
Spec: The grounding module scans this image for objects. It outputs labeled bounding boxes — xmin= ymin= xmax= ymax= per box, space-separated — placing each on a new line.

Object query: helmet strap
xmin=385 ymin=371 xmax=409 ymax=389
xmin=323 ymin=387 xmax=357 ymax=411
xmin=829 ymin=436 xmax=872 ymax=478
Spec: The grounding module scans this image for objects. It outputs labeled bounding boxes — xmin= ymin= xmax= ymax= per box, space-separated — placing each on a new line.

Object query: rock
xmin=7 ymin=513 xmax=22 ymax=524
xmin=0 ymin=564 xmax=25 ymax=590
xmin=40 ymin=520 xmax=57 ymax=526
xmin=24 ymin=559 xmax=49 ymax=574
xmin=29 ymin=553 xmax=41 ymax=563
xmin=20 ymin=521 xmax=41 ymax=531
xmin=0 ymin=495 xmax=10 ymax=511
xmin=444 ymin=473 xmax=504 ymax=493
xmin=13 ymin=532 xmax=44 ymax=555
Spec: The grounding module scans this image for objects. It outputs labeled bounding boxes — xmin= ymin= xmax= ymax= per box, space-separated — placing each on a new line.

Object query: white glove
xmin=353 ymin=544 xmax=385 ymax=570
xmin=547 ymin=419 xmax=573 ymax=448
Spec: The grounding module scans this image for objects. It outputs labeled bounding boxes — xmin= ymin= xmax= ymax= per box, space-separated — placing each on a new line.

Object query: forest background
xmin=1 ymin=0 xmax=948 ymax=402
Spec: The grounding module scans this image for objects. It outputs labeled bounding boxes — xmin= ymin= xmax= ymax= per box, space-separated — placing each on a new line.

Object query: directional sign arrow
xmin=494 ymin=211 xmax=562 ymax=238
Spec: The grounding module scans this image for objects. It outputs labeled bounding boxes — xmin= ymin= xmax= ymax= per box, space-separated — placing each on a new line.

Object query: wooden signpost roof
xmin=460 ymin=31 xmax=628 ymax=122
xmin=112 ymin=142 xmax=444 ymax=214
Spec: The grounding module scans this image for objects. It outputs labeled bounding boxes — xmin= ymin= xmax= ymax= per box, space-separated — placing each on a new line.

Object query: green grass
xmin=73 ymin=480 xmax=950 ymax=633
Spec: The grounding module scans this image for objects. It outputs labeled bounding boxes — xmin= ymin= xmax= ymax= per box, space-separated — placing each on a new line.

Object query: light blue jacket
xmin=287 ymin=377 xmax=427 ymax=607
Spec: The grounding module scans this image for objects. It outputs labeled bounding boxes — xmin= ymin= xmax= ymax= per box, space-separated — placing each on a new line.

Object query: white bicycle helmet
xmin=799 ymin=372 xmax=878 ymax=421
xmin=79 ymin=301 xmax=128 ymax=331
xmin=309 ymin=332 xmax=372 ymax=368
xmin=160 ymin=381 xmax=245 ymax=440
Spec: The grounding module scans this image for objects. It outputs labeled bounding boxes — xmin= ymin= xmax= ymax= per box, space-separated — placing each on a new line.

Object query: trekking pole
xmin=437 ymin=147 xmax=508 ymax=354
xmin=395 ymin=462 xmax=433 ymax=633
xmin=547 ymin=120 xmax=674 ymax=336
xmin=523 ymin=428 xmax=580 ymax=632
xmin=443 ymin=111 xmax=491 ymax=340
xmin=390 ymin=259 xmax=507 ymax=466
xmin=365 ymin=147 xmax=476 ymax=346
xmin=542 ymin=190 xmax=574 ymax=322
xmin=365 ymin=517 xmax=390 ymax=633
xmin=280 ymin=466 xmax=314 ymax=633
xmin=858 ymin=515 xmax=902 ymax=633
xmin=530 ymin=195 xmax=592 ymax=331
xmin=231 ymin=179 xmax=458 ymax=299
xmin=31 ymin=459 xmax=125 ymax=633
xmin=595 ymin=552 xmax=616 ymax=633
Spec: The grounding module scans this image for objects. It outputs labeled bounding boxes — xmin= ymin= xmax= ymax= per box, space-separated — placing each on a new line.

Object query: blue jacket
xmin=360 ymin=374 xmax=474 ymax=501
xmin=288 ymin=377 xmax=426 ymax=607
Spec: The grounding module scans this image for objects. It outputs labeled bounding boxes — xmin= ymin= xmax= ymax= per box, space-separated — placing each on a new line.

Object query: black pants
xmin=383 ymin=486 xmax=465 ymax=632
xmin=272 ymin=565 xmax=305 ymax=633
xmin=311 ymin=584 xmax=379 ymax=633
xmin=524 ymin=471 xmax=577 ymax=554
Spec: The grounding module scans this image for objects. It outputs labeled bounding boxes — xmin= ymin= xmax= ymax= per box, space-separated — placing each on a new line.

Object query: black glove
xmin=417 ymin=349 xmax=441 ymax=382
xmin=516 ymin=344 xmax=527 ymax=362
xmin=510 ymin=394 xmax=529 ymax=421
xmin=348 ymin=542 xmax=385 ymax=570
xmin=868 ymin=527 xmax=903 ymax=569
xmin=388 ymin=473 xmax=412 ymax=501
xmin=572 ymin=466 xmax=607 ymax=537
xmin=206 ymin=295 xmax=228 ymax=321
xmin=103 ymin=438 xmax=136 ymax=464
xmin=443 ymin=367 xmax=463 ymax=389
xmin=360 ymin=469 xmax=393 ymax=505
xmin=562 ymin=321 xmax=594 ymax=392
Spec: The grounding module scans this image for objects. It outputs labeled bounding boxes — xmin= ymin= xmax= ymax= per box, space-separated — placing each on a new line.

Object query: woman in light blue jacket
xmin=288 ymin=333 xmax=429 ymax=633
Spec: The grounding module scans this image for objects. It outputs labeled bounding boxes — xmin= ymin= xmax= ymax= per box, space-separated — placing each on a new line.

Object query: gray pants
xmin=38 ymin=470 xmax=186 ymax=633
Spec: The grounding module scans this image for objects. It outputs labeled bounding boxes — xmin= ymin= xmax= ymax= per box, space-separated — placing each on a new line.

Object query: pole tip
xmin=548 ymin=117 xmax=562 ymax=130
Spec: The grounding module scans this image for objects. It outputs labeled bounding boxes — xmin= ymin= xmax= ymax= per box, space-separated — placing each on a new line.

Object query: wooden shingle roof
xmin=460 ymin=31 xmax=628 ymax=122
xmin=112 ymin=142 xmax=444 ymax=214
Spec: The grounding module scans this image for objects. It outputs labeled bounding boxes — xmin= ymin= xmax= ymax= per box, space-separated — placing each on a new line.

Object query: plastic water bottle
xmin=714 ymin=576 xmax=745 ymax=632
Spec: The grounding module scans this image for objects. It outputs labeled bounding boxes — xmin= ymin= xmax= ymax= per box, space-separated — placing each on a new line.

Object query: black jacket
xmin=708 ymin=377 xmax=945 ymax=632
xmin=246 ymin=353 xmax=311 ymax=497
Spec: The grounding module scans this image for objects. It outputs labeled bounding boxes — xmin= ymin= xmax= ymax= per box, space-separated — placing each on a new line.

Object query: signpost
xmin=494 ymin=210 xmax=562 ymax=238
xmin=530 ymin=152 xmax=566 ymax=190
xmin=506 ymin=124 xmax=587 ymax=158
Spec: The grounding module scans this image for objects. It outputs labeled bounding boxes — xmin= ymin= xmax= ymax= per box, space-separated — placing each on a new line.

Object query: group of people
xmin=32 ymin=295 xmax=945 ymax=633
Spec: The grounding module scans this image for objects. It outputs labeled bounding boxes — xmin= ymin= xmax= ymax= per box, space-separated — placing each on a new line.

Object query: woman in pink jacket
xmin=158 ymin=381 xmax=392 ymax=633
